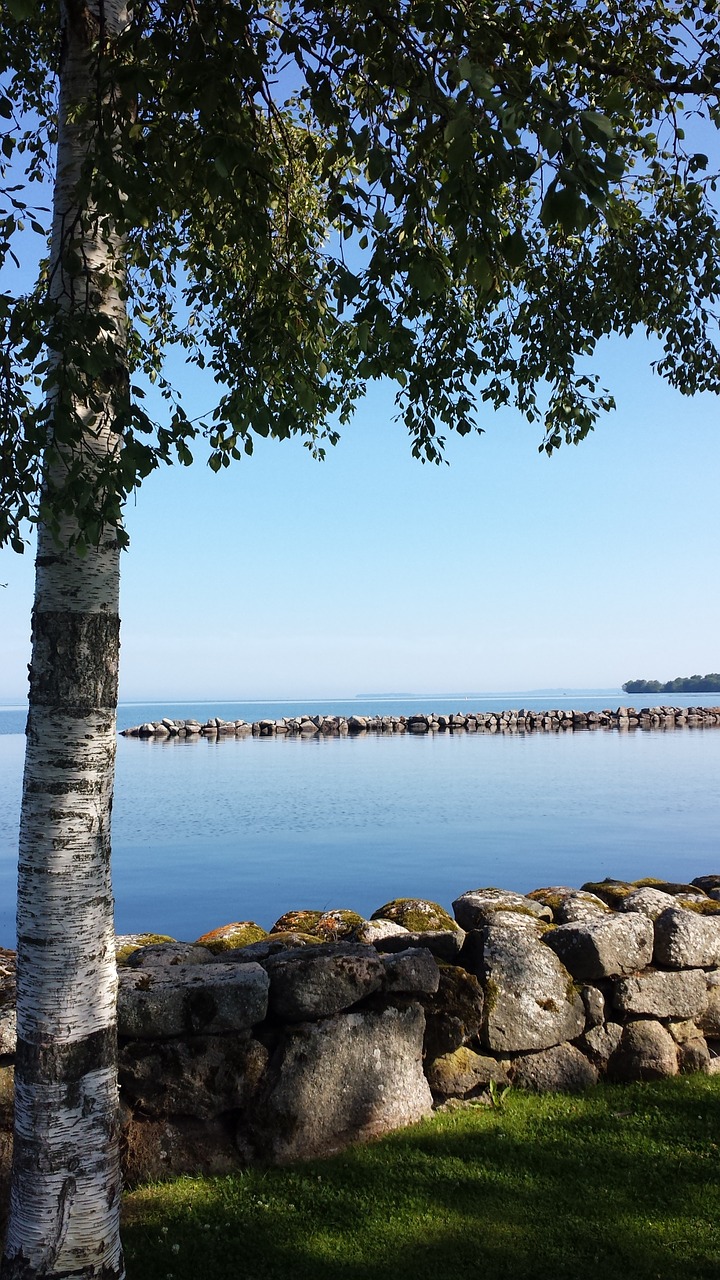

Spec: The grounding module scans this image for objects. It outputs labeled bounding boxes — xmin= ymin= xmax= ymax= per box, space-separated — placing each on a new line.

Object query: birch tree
xmin=1 ymin=1 xmax=719 ymax=1276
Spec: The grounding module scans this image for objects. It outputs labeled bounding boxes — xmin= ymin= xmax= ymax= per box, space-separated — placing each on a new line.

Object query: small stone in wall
xmin=677 ymin=1037 xmax=711 ymax=1075
xmin=374 ymin=929 xmax=465 ymax=962
xmin=194 ymin=922 xmax=269 ymax=953
xmin=580 ymin=879 xmax=635 ymax=909
xmin=608 ymin=1020 xmax=679 ymax=1082
xmin=581 ymin=985 xmax=605 ymax=1028
xmin=510 ymin=1044 xmax=598 ymax=1093
xmin=418 ymin=965 xmax=485 ymax=1060
xmin=578 ymin=1023 xmax=623 ymax=1071
xmin=356 ymin=918 xmax=410 ymax=944
xmin=452 ymin=888 xmax=551 ymax=931
xmin=426 ymin=1046 xmax=508 ymax=1098
xmin=478 ymin=926 xmax=585 ymax=1054
xmin=618 ymin=887 xmax=679 ymax=920
xmin=270 ymin=909 xmax=325 ymax=935
xmin=115 ymin=933 xmax=176 ymax=966
xmin=653 ymin=906 xmax=720 ymax=969
xmin=697 ymin=971 xmax=720 ymax=1038
xmin=543 ymin=913 xmax=654 ymax=981
xmin=612 ymin=967 xmax=708 ymax=1020
xmin=0 ymin=1066 xmax=14 ymax=1124
xmin=528 ymin=887 xmax=608 ymax=924
xmin=117 ymin=961 xmax=270 ymax=1038
xmin=215 ymin=931 xmax=325 ymax=963
xmin=127 ymin=942 xmax=215 ymax=969
xmin=371 ymin=898 xmax=461 ymax=933
xmin=264 ymin=943 xmax=386 ymax=1021
xmin=381 ymin=948 xmax=440 ymax=996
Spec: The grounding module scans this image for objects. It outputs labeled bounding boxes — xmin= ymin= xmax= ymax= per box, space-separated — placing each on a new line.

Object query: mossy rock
xmin=676 ymin=898 xmax=720 ymax=917
xmin=194 ymin=921 xmax=268 ymax=953
xmin=527 ymin=888 xmax=572 ymax=912
xmin=371 ymin=898 xmax=459 ymax=933
xmin=421 ymin=964 xmax=485 ymax=1059
xmin=580 ymin=880 xmax=634 ymax=908
xmin=633 ymin=878 xmax=707 ymax=898
xmin=313 ymin=910 xmax=366 ymax=941
xmin=115 ymin=933 xmax=175 ymax=966
xmin=270 ymin=910 xmax=325 ymax=935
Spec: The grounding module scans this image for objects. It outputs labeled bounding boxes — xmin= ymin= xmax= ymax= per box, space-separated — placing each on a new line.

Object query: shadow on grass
xmin=122 ymin=1077 xmax=720 ymax=1280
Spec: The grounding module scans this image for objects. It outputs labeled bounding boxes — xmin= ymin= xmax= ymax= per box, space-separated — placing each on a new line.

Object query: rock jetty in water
xmin=120 ymin=705 xmax=720 ymax=739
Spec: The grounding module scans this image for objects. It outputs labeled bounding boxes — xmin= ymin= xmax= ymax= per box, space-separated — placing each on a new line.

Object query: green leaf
xmin=580 ymin=110 xmax=615 ymax=143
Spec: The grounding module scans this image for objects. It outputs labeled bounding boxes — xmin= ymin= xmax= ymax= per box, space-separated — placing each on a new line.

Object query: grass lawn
xmin=122 ymin=1075 xmax=720 ymax=1280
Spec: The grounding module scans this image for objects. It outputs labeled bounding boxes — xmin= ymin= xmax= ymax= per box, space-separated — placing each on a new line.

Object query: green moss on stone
xmin=581 ymin=880 xmax=633 ymax=908
xmin=370 ymin=898 xmax=459 ymax=932
xmin=270 ymin=910 xmax=325 ymax=935
xmin=484 ymin=978 xmax=499 ymax=1017
xmin=194 ymin=922 xmax=269 ymax=953
xmin=676 ymin=898 xmax=720 ymax=916
xmin=314 ymin=910 xmax=366 ymax=940
xmin=115 ymin=934 xmax=175 ymax=965
xmin=633 ymin=878 xmax=706 ymax=897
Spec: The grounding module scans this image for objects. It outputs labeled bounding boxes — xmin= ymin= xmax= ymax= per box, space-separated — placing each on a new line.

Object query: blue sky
xmin=1 ymin=324 xmax=718 ymax=703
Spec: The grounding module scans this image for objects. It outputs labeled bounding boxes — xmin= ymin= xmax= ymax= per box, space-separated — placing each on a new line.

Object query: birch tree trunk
xmin=2 ymin=2 xmax=128 ymax=1276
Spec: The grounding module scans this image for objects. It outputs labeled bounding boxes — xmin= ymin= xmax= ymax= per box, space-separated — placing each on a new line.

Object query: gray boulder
xmin=618 ymin=887 xmax=678 ymax=920
xmin=581 ymin=985 xmax=605 ymax=1029
xmin=119 ymin=1033 xmax=268 ymax=1119
xmin=478 ymin=926 xmax=585 ymax=1053
xmin=452 ymin=888 xmax=551 ymax=931
xmin=117 ymin=962 xmax=269 ymax=1038
xmin=0 ymin=959 xmax=16 ymax=1055
xmin=0 ymin=1065 xmax=13 ymax=1123
xmin=653 ymin=907 xmax=720 ymax=968
xmin=692 ymin=875 xmax=720 ymax=895
xmin=528 ymin=887 xmax=608 ymax=924
xmin=697 ymin=971 xmax=720 ymax=1037
xmin=126 ymin=943 xmax=215 ymax=969
xmin=677 ymin=1037 xmax=711 ymax=1075
xmin=380 ymin=948 xmax=440 ymax=996
xmin=0 ymin=1005 xmax=16 ymax=1057
xmin=578 ymin=1023 xmax=623 ymax=1071
xmin=426 ymin=1047 xmax=508 ymax=1097
xmin=608 ymin=1020 xmax=679 ymax=1082
xmin=374 ymin=929 xmax=465 ymax=962
xmin=543 ymin=913 xmax=653 ymax=981
xmin=511 ymin=1044 xmax=598 ymax=1093
xmin=121 ymin=1112 xmax=241 ymax=1186
xmin=239 ymin=1005 xmax=432 ymax=1164
xmin=612 ymin=968 xmax=708 ymax=1019
xmin=356 ymin=919 xmax=410 ymax=944
xmin=264 ymin=943 xmax=385 ymax=1021
xmin=420 ymin=965 xmax=485 ymax=1059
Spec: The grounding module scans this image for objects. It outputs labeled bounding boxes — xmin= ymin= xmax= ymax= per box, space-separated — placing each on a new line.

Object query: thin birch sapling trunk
xmin=2 ymin=1 xmax=128 ymax=1276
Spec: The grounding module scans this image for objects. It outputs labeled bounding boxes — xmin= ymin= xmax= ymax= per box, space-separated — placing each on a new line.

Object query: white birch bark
xmin=2 ymin=2 xmax=128 ymax=1276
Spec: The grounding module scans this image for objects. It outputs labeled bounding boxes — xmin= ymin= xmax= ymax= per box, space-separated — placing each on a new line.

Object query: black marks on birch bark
xmin=29 ymin=612 xmax=120 ymax=710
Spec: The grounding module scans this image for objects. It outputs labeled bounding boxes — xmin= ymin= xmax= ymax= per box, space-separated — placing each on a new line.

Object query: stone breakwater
xmin=3 ymin=874 xmax=720 ymax=1189
xmin=121 ymin=705 xmax=720 ymax=739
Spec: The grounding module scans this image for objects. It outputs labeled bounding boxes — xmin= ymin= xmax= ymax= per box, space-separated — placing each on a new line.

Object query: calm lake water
xmin=1 ymin=695 xmax=719 ymax=947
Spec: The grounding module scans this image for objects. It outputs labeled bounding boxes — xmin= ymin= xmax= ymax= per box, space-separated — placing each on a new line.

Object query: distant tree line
xmin=622 ymin=674 xmax=720 ymax=694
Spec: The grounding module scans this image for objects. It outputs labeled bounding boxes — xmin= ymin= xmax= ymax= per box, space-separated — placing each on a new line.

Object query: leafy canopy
xmin=1 ymin=0 xmax=719 ymax=551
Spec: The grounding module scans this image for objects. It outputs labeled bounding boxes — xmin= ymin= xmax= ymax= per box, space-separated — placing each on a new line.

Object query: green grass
xmin=123 ymin=1076 xmax=720 ymax=1280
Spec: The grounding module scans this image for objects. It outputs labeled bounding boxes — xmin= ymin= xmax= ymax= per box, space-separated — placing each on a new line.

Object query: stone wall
xmin=2 ymin=874 xmax=720 ymax=1190
xmin=120 ymin=705 xmax=720 ymax=739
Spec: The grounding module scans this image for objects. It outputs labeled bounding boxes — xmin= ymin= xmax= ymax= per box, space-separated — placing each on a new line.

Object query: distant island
xmin=623 ymin=673 xmax=720 ymax=694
